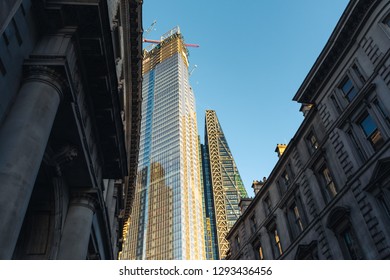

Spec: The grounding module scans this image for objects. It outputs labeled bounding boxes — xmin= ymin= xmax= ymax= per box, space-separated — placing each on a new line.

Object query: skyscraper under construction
xmin=201 ymin=110 xmax=248 ymax=259
xmin=121 ymin=27 xmax=205 ymax=260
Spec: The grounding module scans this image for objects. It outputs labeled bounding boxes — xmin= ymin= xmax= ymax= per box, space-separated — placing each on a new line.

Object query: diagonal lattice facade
xmin=203 ymin=110 xmax=248 ymax=259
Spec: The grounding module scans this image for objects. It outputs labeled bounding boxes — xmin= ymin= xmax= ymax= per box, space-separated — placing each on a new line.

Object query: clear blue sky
xmin=143 ymin=0 xmax=349 ymax=196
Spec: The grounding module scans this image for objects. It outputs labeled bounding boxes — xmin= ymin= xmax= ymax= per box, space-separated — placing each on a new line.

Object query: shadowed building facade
xmin=201 ymin=110 xmax=248 ymax=259
xmin=226 ymin=0 xmax=390 ymax=260
xmin=121 ymin=27 xmax=205 ymax=260
xmin=0 ymin=0 xmax=142 ymax=259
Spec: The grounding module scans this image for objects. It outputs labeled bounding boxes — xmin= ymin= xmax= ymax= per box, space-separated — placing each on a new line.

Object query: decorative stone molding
xmin=22 ymin=65 xmax=67 ymax=101
xmin=69 ymin=193 xmax=99 ymax=213
xmin=44 ymin=144 xmax=79 ymax=176
xmin=53 ymin=145 xmax=79 ymax=176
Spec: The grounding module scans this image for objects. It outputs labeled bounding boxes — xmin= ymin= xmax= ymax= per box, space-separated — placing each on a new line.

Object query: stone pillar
xmin=57 ymin=194 xmax=97 ymax=260
xmin=0 ymin=66 xmax=64 ymax=259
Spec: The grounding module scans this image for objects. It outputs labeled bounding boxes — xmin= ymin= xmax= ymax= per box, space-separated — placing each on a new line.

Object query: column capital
xmin=23 ymin=65 xmax=67 ymax=101
xmin=69 ymin=192 xmax=99 ymax=213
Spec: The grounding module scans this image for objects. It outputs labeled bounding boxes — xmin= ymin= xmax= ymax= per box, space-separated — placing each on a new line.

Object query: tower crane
xmin=143 ymin=21 xmax=199 ymax=48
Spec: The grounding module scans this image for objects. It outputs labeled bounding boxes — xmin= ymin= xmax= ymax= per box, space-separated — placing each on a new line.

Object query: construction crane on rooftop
xmin=143 ymin=38 xmax=200 ymax=48
xmin=143 ymin=20 xmax=200 ymax=48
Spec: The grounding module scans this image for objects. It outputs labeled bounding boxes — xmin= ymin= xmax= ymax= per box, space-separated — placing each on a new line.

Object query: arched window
xmin=327 ymin=206 xmax=364 ymax=260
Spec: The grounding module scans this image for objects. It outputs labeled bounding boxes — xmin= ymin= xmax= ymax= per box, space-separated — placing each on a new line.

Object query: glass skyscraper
xmin=121 ymin=27 xmax=205 ymax=260
xmin=201 ymin=110 xmax=248 ymax=259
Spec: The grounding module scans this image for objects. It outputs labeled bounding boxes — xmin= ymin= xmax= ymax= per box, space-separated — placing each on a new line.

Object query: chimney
xmin=252 ymin=177 xmax=266 ymax=195
xmin=275 ymin=144 xmax=287 ymax=158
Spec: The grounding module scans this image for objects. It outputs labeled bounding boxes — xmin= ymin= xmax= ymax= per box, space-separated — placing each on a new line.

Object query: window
xmin=339 ymin=227 xmax=362 ymax=259
xmin=256 ymin=244 xmax=265 ymax=260
xmin=0 ymin=58 xmax=6 ymax=76
xmin=264 ymin=195 xmax=272 ymax=216
xmin=327 ymin=207 xmax=364 ymax=260
xmin=306 ymin=131 xmax=319 ymax=154
xmin=234 ymin=235 xmax=241 ymax=251
xmin=272 ymin=227 xmax=283 ymax=258
xmin=384 ymin=13 xmax=390 ymax=28
xmin=358 ymin=113 xmax=384 ymax=151
xmin=287 ymin=199 xmax=306 ymax=239
xmin=12 ymin=19 xmax=22 ymax=46
xmin=250 ymin=214 xmax=257 ymax=234
xmin=266 ymin=220 xmax=283 ymax=259
xmin=2 ymin=32 xmax=9 ymax=46
xmin=319 ymin=165 xmax=337 ymax=203
xmin=278 ymin=165 xmax=294 ymax=194
xmin=339 ymin=77 xmax=358 ymax=102
xmin=282 ymin=171 xmax=290 ymax=188
xmin=251 ymin=237 xmax=265 ymax=260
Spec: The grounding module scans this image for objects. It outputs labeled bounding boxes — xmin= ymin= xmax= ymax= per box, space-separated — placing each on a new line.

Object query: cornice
xmin=293 ymin=0 xmax=380 ymax=104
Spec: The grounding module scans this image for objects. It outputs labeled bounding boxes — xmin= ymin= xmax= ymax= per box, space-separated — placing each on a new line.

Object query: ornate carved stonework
xmin=23 ymin=65 xmax=67 ymax=101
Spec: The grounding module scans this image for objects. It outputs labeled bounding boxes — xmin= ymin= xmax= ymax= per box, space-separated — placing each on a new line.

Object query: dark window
xmin=327 ymin=207 xmax=364 ymax=260
xmin=250 ymin=215 xmax=257 ymax=233
xmin=2 ymin=32 xmax=9 ymax=46
xmin=264 ymin=195 xmax=272 ymax=216
xmin=384 ymin=13 xmax=390 ymax=27
xmin=320 ymin=165 xmax=337 ymax=202
xmin=306 ymin=131 xmax=319 ymax=154
xmin=340 ymin=77 xmax=358 ymax=102
xmin=359 ymin=113 xmax=384 ymax=151
xmin=278 ymin=167 xmax=294 ymax=195
xmin=0 ymin=58 xmax=6 ymax=76
xmin=282 ymin=171 xmax=290 ymax=188
xmin=21 ymin=3 xmax=26 ymax=17
xmin=340 ymin=227 xmax=362 ymax=260
xmin=12 ymin=19 xmax=22 ymax=46
xmin=288 ymin=201 xmax=305 ymax=238
xmin=235 ymin=235 xmax=240 ymax=250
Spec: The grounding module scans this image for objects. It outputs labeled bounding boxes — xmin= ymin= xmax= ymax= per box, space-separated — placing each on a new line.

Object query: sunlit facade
xmin=202 ymin=110 xmax=248 ymax=259
xmin=121 ymin=27 xmax=205 ymax=260
xmin=226 ymin=0 xmax=390 ymax=260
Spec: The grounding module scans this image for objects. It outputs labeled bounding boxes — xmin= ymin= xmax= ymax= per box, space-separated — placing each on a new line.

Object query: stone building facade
xmin=226 ymin=0 xmax=390 ymax=260
xmin=0 ymin=0 xmax=142 ymax=259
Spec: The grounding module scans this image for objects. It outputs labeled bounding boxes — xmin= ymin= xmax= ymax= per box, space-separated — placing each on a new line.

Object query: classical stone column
xmin=0 ymin=65 xmax=64 ymax=259
xmin=57 ymin=193 xmax=98 ymax=260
